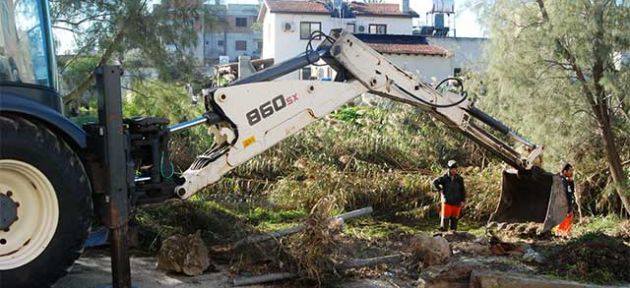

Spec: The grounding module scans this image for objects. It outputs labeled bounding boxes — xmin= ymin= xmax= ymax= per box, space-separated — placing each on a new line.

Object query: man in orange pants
xmin=433 ymin=160 xmax=466 ymax=231
xmin=556 ymin=163 xmax=575 ymax=237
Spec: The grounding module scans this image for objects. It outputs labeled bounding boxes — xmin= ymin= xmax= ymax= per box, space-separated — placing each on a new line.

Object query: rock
xmin=408 ymin=234 xmax=451 ymax=268
xmin=470 ymin=270 xmax=610 ymax=288
xmin=522 ymin=247 xmax=545 ymax=264
xmin=417 ymin=259 xmax=485 ymax=288
xmin=157 ymin=231 xmax=212 ymax=276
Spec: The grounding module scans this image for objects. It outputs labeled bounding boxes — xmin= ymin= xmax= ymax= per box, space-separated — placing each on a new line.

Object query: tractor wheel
xmin=0 ymin=115 xmax=93 ymax=288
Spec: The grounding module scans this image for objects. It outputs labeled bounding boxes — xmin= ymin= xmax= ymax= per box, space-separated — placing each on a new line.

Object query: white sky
xmin=54 ymin=0 xmax=485 ymax=54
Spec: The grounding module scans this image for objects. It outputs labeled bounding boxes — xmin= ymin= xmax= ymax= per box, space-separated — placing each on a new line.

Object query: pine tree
xmin=481 ymin=0 xmax=630 ymax=214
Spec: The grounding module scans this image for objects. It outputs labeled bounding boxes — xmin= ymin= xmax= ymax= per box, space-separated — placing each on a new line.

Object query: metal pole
xmin=96 ymin=65 xmax=132 ymax=288
xmin=168 ymin=116 xmax=207 ymax=133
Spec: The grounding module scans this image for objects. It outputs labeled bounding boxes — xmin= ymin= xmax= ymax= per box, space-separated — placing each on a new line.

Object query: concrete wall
xmin=386 ymin=54 xmax=452 ymax=83
xmin=428 ymin=37 xmax=487 ymax=74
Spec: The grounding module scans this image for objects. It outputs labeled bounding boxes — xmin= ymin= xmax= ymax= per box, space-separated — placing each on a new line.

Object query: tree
xmin=51 ymin=0 xmax=224 ymax=104
xmin=481 ymin=0 xmax=630 ymax=214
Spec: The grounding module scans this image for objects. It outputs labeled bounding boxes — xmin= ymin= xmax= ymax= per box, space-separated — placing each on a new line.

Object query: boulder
xmin=408 ymin=234 xmax=451 ymax=268
xmin=157 ymin=231 xmax=212 ymax=276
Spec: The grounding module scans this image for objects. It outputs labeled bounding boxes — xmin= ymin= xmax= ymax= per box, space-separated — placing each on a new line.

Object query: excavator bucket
xmin=489 ymin=167 xmax=568 ymax=232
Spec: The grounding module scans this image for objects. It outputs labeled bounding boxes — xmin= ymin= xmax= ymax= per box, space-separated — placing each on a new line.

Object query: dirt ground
xmin=56 ymin=250 xmax=399 ymax=288
xmin=56 ymin=250 xmax=235 ymax=288
xmin=57 ymin=216 xmax=630 ymax=288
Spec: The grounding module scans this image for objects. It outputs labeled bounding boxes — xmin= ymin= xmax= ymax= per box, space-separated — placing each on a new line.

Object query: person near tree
xmin=556 ymin=163 xmax=575 ymax=237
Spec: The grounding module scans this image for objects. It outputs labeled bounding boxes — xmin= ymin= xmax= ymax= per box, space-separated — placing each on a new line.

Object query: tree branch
xmin=62 ymin=0 xmax=149 ymax=104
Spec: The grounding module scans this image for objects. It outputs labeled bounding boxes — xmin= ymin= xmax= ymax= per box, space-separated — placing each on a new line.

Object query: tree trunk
xmin=598 ymin=112 xmax=630 ymax=214
xmin=535 ymin=0 xmax=630 ymax=215
xmin=590 ymin=2 xmax=630 ymax=216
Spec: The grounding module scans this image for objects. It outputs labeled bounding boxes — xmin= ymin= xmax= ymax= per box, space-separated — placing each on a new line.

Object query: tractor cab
xmin=0 ymin=0 xmax=57 ymax=90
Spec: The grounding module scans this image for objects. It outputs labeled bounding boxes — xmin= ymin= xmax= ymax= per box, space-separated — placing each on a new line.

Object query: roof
xmin=261 ymin=0 xmax=418 ymax=17
xmin=349 ymin=2 xmax=419 ymax=17
xmin=263 ymin=0 xmax=330 ymax=15
xmin=354 ymin=34 xmax=448 ymax=56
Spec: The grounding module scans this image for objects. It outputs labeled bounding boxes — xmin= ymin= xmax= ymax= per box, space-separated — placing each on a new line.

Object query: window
xmin=218 ymin=40 xmax=224 ymax=46
xmin=368 ymin=24 xmax=387 ymax=34
xmin=235 ymin=40 xmax=247 ymax=51
xmin=257 ymin=41 xmax=263 ymax=51
xmin=454 ymin=68 xmax=462 ymax=76
xmin=300 ymin=22 xmax=321 ymax=40
xmin=346 ymin=23 xmax=356 ymax=33
xmin=236 ymin=17 xmax=247 ymax=27
xmin=299 ymin=66 xmax=312 ymax=80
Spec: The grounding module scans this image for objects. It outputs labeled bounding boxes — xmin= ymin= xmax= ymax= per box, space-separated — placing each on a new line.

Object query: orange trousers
xmin=441 ymin=203 xmax=462 ymax=218
xmin=556 ymin=212 xmax=574 ymax=236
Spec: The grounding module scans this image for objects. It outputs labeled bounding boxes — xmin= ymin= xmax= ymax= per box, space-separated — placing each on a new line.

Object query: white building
xmin=257 ymin=0 xmax=453 ymax=81
xmin=428 ymin=37 xmax=487 ymax=75
xmin=202 ymin=4 xmax=263 ymax=64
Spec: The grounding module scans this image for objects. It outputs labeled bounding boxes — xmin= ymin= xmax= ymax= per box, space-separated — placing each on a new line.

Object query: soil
xmin=540 ymin=233 xmax=630 ymax=285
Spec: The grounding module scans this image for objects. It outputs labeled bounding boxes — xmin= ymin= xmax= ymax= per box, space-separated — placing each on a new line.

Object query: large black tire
xmin=0 ymin=115 xmax=93 ymax=288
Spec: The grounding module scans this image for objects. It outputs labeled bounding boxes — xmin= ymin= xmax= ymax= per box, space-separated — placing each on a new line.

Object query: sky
xmin=54 ymin=0 xmax=486 ymax=54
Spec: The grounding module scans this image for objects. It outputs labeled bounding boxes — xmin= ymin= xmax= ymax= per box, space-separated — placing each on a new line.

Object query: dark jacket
xmin=561 ymin=176 xmax=575 ymax=213
xmin=433 ymin=173 xmax=466 ymax=205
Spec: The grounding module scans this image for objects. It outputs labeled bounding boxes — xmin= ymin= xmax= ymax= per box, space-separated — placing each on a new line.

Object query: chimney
xmin=400 ymin=0 xmax=409 ymax=14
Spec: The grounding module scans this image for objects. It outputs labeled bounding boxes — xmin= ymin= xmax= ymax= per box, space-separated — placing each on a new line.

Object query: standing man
xmin=556 ymin=163 xmax=575 ymax=237
xmin=433 ymin=160 xmax=466 ymax=231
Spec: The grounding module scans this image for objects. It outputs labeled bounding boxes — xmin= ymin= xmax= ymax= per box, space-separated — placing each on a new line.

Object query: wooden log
xmin=215 ymin=207 xmax=373 ymax=252
xmin=233 ymin=272 xmax=297 ymax=286
xmin=338 ymin=254 xmax=402 ymax=270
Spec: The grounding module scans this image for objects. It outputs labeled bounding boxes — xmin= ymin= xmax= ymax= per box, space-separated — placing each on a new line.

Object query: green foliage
xmin=52 ymin=0 xmax=224 ymax=93
xmin=573 ymin=215 xmax=627 ymax=237
xmin=123 ymin=80 xmax=212 ymax=169
xmin=479 ymin=0 xmax=630 ymax=214
xmin=198 ymin=101 xmax=501 ymax=221
xmin=247 ymin=207 xmax=307 ymax=225
xmin=481 ymin=0 xmax=630 ymax=168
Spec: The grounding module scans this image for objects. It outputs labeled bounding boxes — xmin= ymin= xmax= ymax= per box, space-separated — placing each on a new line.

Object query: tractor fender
xmin=0 ymin=93 xmax=87 ymax=148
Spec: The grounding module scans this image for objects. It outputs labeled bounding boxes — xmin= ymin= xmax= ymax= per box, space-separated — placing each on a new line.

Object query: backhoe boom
xmin=173 ymin=30 xmax=542 ymax=199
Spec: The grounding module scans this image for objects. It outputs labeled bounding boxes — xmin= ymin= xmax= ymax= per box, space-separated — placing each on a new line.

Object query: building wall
xmin=263 ymin=12 xmax=414 ymax=79
xmin=353 ymin=16 xmax=412 ymax=35
xmin=196 ymin=4 xmax=262 ymax=66
xmin=428 ymin=37 xmax=487 ymax=74
xmin=385 ymin=54 xmax=452 ymax=83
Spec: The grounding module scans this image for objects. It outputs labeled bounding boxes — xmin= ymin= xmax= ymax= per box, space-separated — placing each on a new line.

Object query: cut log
xmin=233 ymin=272 xmax=297 ymax=286
xmin=338 ymin=254 xmax=402 ymax=270
xmin=214 ymin=207 xmax=373 ymax=252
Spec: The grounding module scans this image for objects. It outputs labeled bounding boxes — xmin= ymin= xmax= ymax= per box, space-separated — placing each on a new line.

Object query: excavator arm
xmin=172 ymin=30 xmax=542 ymax=199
